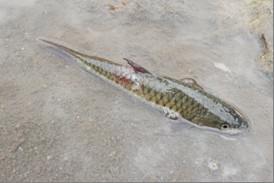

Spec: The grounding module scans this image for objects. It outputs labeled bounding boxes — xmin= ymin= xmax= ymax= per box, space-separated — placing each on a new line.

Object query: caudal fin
xmin=38 ymin=38 xmax=122 ymax=66
xmin=38 ymin=38 xmax=79 ymax=57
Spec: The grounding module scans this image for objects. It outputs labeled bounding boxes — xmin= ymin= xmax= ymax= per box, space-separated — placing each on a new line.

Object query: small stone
xmin=208 ymin=159 xmax=219 ymax=171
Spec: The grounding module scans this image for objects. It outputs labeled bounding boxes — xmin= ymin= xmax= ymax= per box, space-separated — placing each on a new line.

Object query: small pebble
xmin=208 ymin=159 xmax=219 ymax=171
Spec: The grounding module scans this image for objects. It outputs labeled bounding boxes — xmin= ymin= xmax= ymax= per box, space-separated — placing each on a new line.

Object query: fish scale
xmin=40 ymin=39 xmax=249 ymax=134
xmin=134 ymin=82 xmax=204 ymax=121
xmin=79 ymin=58 xmax=201 ymax=121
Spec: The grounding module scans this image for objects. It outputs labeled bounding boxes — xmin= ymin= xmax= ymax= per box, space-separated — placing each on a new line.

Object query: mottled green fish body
xmin=40 ymin=39 xmax=248 ymax=134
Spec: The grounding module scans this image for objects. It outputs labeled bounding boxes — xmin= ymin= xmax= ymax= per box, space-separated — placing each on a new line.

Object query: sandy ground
xmin=0 ymin=0 xmax=273 ymax=182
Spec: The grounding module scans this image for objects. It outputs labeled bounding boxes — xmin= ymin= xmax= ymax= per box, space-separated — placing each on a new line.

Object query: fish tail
xmin=38 ymin=38 xmax=79 ymax=57
xmin=39 ymin=38 xmax=102 ymax=74
xmin=39 ymin=38 xmax=134 ymax=89
xmin=38 ymin=38 xmax=122 ymax=67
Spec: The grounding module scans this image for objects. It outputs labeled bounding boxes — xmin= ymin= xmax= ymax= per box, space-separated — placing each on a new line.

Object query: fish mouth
xmin=236 ymin=121 xmax=249 ymax=132
xmin=232 ymin=116 xmax=249 ymax=132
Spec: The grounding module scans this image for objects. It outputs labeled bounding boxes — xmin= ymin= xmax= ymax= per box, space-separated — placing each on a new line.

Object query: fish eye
xmin=221 ymin=123 xmax=230 ymax=130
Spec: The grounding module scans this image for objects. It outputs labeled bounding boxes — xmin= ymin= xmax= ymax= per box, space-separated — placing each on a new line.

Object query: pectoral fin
xmin=169 ymin=121 xmax=194 ymax=133
xmin=154 ymin=120 xmax=193 ymax=135
xmin=123 ymin=58 xmax=151 ymax=74
xmin=162 ymin=107 xmax=179 ymax=120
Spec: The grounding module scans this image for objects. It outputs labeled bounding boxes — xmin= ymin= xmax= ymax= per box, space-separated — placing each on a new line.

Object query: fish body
xmin=40 ymin=39 xmax=248 ymax=134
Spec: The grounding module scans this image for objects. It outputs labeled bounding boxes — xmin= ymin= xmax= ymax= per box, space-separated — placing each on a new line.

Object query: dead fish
xmin=39 ymin=39 xmax=249 ymax=134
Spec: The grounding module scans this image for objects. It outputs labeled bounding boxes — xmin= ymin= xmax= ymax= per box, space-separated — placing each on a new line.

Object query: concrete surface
xmin=0 ymin=0 xmax=273 ymax=181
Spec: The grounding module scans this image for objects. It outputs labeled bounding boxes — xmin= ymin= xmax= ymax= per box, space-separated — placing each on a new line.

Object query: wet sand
xmin=0 ymin=0 xmax=273 ymax=181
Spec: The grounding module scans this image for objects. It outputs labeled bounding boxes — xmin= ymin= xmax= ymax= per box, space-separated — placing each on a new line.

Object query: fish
xmin=39 ymin=39 xmax=249 ymax=135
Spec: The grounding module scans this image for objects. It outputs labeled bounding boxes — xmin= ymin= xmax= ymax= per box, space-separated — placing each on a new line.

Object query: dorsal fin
xmin=123 ymin=58 xmax=151 ymax=74
xmin=162 ymin=76 xmax=203 ymax=91
xmin=179 ymin=78 xmax=204 ymax=91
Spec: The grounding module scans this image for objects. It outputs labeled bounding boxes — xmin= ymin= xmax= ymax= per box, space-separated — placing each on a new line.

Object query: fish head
xmin=192 ymin=108 xmax=249 ymax=134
